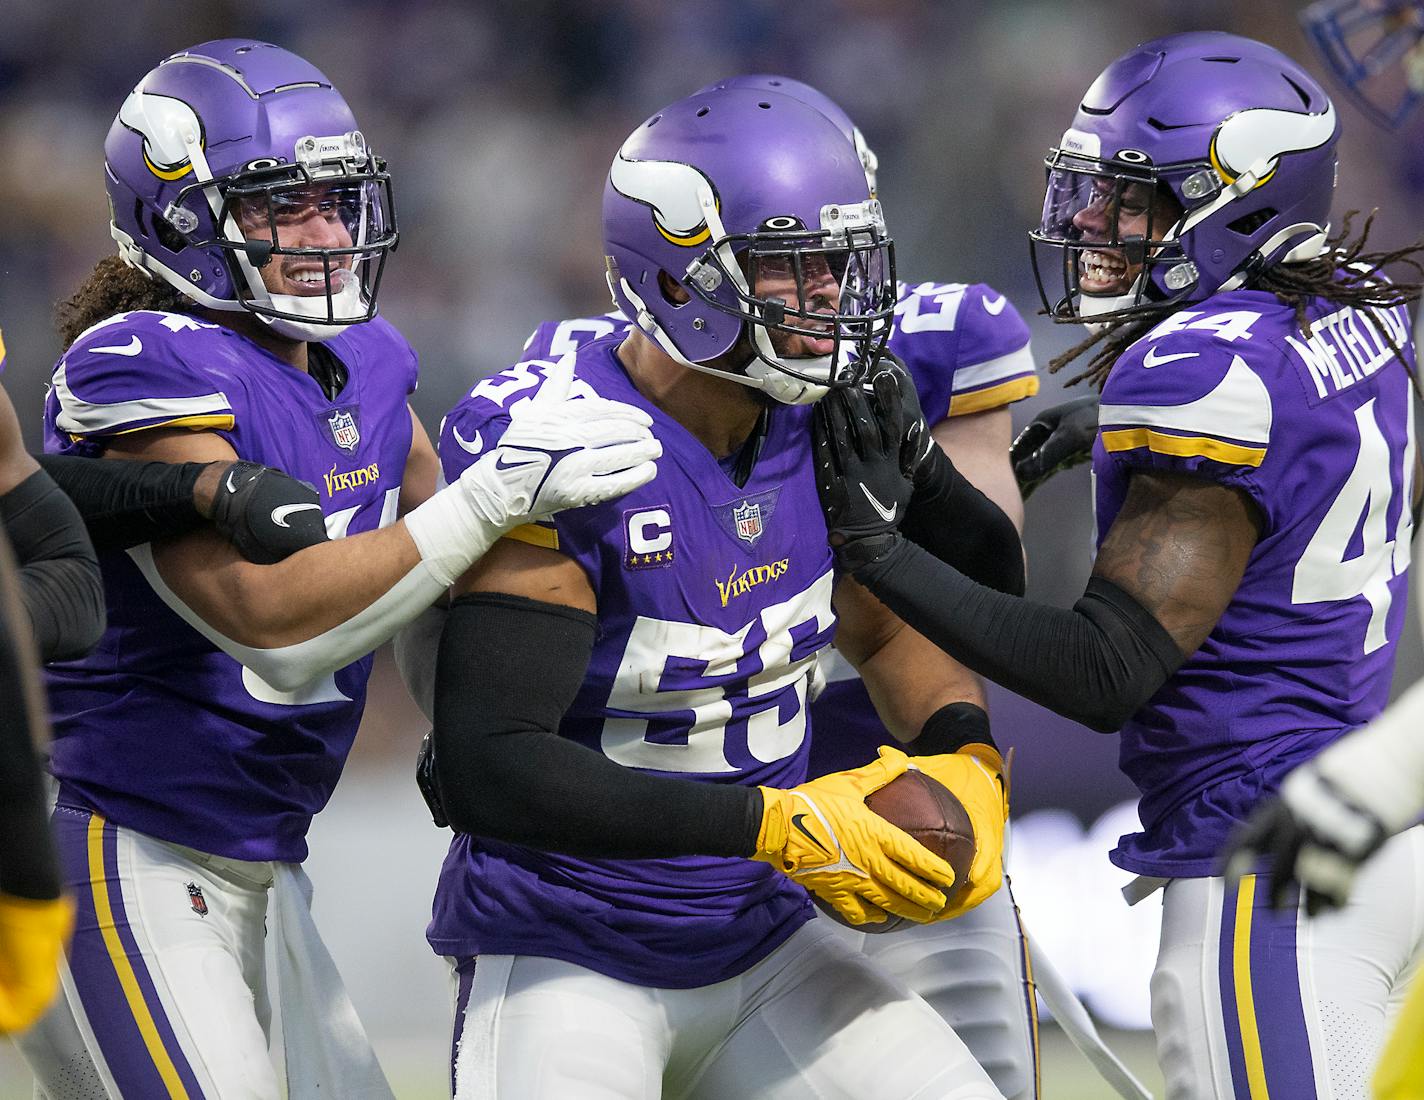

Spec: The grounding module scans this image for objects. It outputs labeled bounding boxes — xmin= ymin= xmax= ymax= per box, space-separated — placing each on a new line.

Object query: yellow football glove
xmin=755 ymin=746 xmax=958 ymax=927
xmin=908 ymin=743 xmax=1009 ymax=920
xmin=0 ymin=891 xmax=74 ymax=1034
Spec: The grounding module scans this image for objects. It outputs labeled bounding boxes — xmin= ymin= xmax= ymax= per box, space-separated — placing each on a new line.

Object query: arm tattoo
xmin=1093 ymin=472 xmax=1262 ymax=656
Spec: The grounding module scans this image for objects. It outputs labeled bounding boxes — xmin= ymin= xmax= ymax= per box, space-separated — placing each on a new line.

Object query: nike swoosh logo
xmin=859 ymin=482 xmax=898 ymax=523
xmin=982 ymin=294 xmax=1008 ymax=316
xmin=91 ymin=336 xmax=143 ymax=356
xmin=791 ymin=813 xmax=832 ymax=856
xmin=494 ymin=453 xmax=540 ymax=472
xmin=270 ymin=503 xmax=322 ymax=528
xmin=452 ymin=426 xmax=484 ymax=455
xmin=1142 ymin=347 xmax=1199 ymax=368
xmin=225 ymin=468 xmax=242 ymax=494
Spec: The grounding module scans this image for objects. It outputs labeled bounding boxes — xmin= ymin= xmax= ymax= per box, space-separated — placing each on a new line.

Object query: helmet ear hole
xmin=1227 ymin=208 xmax=1277 ymax=236
xmin=657 ymin=270 xmax=690 ymax=306
xmin=154 ymin=212 xmax=188 ymax=254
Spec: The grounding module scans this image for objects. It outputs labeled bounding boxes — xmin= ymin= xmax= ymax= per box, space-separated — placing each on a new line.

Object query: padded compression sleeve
xmin=432 ymin=593 xmax=762 ymax=858
xmin=903 ymin=447 xmax=1025 ymax=596
xmin=35 ymin=453 xmax=205 ymax=552
xmin=856 ymin=540 xmax=1183 ymax=732
xmin=0 ymin=540 xmax=59 ymax=900
xmin=0 ymin=469 xmax=104 ymax=662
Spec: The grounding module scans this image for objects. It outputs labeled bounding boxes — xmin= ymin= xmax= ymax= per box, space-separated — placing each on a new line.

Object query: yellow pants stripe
xmin=1232 ymin=875 xmax=1271 ymax=1100
xmin=86 ymin=815 xmax=190 ymax=1099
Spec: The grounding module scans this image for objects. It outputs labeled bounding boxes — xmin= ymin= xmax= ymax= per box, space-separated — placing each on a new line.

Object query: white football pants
xmin=1150 ymin=824 xmax=1424 ymax=1100
xmin=825 ymin=874 xmax=1038 ymax=1100
xmin=447 ymin=917 xmax=1005 ymax=1100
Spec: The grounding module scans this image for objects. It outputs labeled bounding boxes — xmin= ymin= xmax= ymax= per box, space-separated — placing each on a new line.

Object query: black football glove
xmin=813 ymin=365 xmax=915 ymax=574
xmin=1009 ymin=396 xmax=1099 ymax=499
xmin=872 ymin=352 xmax=937 ymax=485
xmin=1223 ymin=763 xmax=1388 ymax=916
xmin=416 ymin=729 xmax=449 ymax=829
xmin=208 ymin=461 xmax=329 ymax=565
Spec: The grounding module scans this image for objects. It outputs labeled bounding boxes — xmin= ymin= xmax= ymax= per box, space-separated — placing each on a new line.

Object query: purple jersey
xmin=42 ymin=309 xmax=418 ymax=863
xmin=521 ymin=285 xmax=1037 ymax=779
xmin=1093 ymin=288 xmax=1417 ymax=876
xmin=428 ymin=334 xmax=837 ymax=987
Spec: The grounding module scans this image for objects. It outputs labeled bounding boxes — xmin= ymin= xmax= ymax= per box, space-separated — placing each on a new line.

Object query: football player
xmin=426 ymin=86 xmax=1013 ymax=1099
xmin=14 ymin=40 xmax=658 ymax=1100
xmin=512 ymin=72 xmax=1044 ymax=1100
xmin=814 ymin=32 xmax=1424 ymax=1099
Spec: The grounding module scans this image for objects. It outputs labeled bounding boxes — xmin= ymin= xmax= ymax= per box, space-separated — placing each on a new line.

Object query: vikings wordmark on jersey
xmin=429 ymin=333 xmax=838 ymax=988
xmin=42 ymin=309 xmax=419 ymax=863
xmin=1093 ymin=288 xmax=1416 ymax=876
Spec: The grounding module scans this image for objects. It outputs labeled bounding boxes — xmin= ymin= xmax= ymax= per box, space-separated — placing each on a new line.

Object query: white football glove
xmin=1224 ymin=676 xmax=1424 ymax=915
xmin=406 ymin=356 xmax=661 ymax=584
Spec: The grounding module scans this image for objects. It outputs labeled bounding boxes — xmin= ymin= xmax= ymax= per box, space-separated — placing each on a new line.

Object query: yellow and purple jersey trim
xmin=1100 ymin=427 xmax=1267 ymax=468
xmin=948 ymin=346 xmax=1039 ymax=416
xmin=504 ymin=522 xmax=560 ymax=551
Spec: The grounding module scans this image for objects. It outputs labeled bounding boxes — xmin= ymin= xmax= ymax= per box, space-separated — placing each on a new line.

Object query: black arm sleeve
xmin=902 ymin=447 xmax=1026 ymax=596
xmin=35 ymin=453 xmax=206 ymax=552
xmin=855 ymin=540 xmax=1184 ymax=732
xmin=432 ymin=593 xmax=763 ymax=858
xmin=0 ymin=469 xmax=105 ymax=662
xmin=0 ymin=538 xmax=60 ymax=900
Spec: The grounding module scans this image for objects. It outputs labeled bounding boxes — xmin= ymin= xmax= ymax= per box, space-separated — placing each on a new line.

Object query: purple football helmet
xmin=1303 ymin=0 xmax=1424 ymax=128
xmin=1030 ymin=31 xmax=1339 ymax=324
xmin=694 ymin=75 xmax=879 ymax=194
xmin=602 ymin=87 xmax=895 ymax=405
xmin=106 ymin=40 xmax=397 ymax=342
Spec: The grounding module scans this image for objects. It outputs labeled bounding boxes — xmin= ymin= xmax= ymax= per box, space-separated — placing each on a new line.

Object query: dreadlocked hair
xmin=56 ymin=255 xmax=191 ymax=349
xmin=1048 ymin=210 xmax=1424 ymax=391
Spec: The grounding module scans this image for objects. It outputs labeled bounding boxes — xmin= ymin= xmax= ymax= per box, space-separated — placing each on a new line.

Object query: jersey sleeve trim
xmin=950 ymin=375 xmax=1040 ymax=416
xmin=51 ymin=362 xmax=234 ymax=440
xmin=1100 ymin=428 xmax=1267 ymax=467
xmin=503 ymin=523 xmax=560 ymax=550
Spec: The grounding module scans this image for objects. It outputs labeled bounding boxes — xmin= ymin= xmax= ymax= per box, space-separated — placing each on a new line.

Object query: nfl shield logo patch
xmin=327 ymin=409 xmax=360 ymax=452
xmin=186 ymin=882 xmax=209 ymax=917
xmin=733 ymin=500 xmax=763 ymax=546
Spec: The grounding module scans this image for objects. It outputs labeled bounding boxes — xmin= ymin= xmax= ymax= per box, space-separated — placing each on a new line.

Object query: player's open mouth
xmin=1078 ymin=249 xmax=1131 ymax=295
xmin=281 ymin=266 xmax=354 ymax=296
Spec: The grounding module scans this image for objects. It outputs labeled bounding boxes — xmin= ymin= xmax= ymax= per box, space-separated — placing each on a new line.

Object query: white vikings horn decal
xmin=118 ymin=90 xmax=205 ymax=181
xmin=1210 ymin=102 xmax=1338 ymax=187
xmin=610 ymin=151 xmax=719 ymax=247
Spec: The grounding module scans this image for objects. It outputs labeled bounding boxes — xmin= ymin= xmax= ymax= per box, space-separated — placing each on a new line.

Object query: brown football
xmin=813 ymin=768 xmax=976 ymax=934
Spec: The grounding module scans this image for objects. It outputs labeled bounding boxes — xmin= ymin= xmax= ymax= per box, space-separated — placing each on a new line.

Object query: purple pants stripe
xmin=1007 ymin=877 xmax=1041 ymax=1100
xmin=451 ymin=957 xmax=477 ymax=1097
xmin=55 ymin=806 xmax=206 ymax=1099
xmin=1217 ymin=874 xmax=1316 ymax=1099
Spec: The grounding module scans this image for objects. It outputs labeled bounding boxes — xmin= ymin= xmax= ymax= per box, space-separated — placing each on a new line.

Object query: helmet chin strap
xmin=1076 ymin=282 xmax=1143 ymax=334
xmin=611 ymin=271 xmax=833 ymax=405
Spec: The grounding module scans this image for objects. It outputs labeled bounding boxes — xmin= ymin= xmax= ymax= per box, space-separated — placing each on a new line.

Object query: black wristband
xmin=1 ymin=468 xmax=105 ymax=661
xmin=434 ymin=592 xmax=760 ymax=858
xmin=910 ymin=702 xmax=996 ymax=757
xmin=36 ymin=453 xmax=206 ymax=551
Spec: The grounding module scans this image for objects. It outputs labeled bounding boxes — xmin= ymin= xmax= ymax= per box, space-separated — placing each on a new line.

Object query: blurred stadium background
xmin=0 ymin=0 xmax=1418 ymax=1096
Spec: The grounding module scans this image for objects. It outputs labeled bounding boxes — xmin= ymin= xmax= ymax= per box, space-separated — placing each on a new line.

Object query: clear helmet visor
xmin=1029 ymin=154 xmax=1189 ymax=322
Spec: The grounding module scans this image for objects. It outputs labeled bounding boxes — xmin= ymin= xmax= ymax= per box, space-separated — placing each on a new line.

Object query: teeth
xmin=1081 ymin=250 xmax=1127 ymax=282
